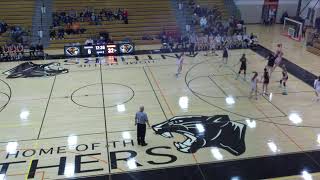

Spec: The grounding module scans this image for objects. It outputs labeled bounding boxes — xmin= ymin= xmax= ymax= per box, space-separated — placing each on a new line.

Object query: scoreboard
xmin=82 ymin=45 xmax=95 ymax=56
xmin=65 ymin=43 xmax=134 ymax=57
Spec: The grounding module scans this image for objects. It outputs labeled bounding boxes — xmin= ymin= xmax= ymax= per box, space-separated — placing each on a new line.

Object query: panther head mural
xmin=3 ymin=62 xmax=69 ymax=78
xmin=152 ymin=115 xmax=246 ymax=156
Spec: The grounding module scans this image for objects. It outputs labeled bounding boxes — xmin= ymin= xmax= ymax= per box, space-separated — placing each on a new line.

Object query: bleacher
xmin=49 ymin=0 xmax=179 ymax=50
xmin=0 ymin=0 xmax=35 ymax=46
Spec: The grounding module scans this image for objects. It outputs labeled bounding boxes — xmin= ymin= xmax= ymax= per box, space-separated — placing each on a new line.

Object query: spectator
xmin=0 ymin=21 xmax=8 ymax=35
xmin=200 ymin=16 xmax=207 ymax=29
xmin=192 ymin=13 xmax=198 ymax=25
xmin=178 ymin=1 xmax=183 ymax=11
xmin=85 ymin=37 xmax=94 ymax=45
xmin=50 ymin=28 xmax=56 ymax=40
xmin=194 ymin=5 xmax=201 ymax=15
xmin=123 ymin=9 xmax=128 ymax=24
xmin=36 ymin=42 xmax=44 ymax=57
xmin=281 ymin=11 xmax=289 ymax=24
xmin=58 ymin=27 xmax=65 ymax=39
xmin=71 ymin=22 xmax=80 ymax=34
xmin=65 ymin=23 xmax=72 ymax=35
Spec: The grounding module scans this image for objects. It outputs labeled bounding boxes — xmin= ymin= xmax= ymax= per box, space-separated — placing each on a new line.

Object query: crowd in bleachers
xmin=53 ymin=8 xmax=128 ymax=26
xmin=159 ymin=0 xmax=258 ymax=52
xmin=50 ymin=8 xmax=129 ymax=40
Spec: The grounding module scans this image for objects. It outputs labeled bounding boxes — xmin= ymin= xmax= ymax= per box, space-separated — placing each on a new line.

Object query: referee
xmin=135 ymin=106 xmax=151 ymax=146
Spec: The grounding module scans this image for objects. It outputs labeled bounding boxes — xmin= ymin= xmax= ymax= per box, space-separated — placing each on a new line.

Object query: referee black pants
xmin=137 ymin=123 xmax=146 ymax=145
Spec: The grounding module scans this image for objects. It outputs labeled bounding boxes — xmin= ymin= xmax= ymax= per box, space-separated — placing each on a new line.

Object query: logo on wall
xmin=65 ymin=46 xmax=80 ymax=56
xmin=119 ymin=44 xmax=134 ymax=54
xmin=3 ymin=62 xmax=69 ymax=78
xmin=152 ymin=115 xmax=246 ymax=156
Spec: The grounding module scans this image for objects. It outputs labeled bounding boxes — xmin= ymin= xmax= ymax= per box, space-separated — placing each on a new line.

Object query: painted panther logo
xmin=3 ymin=62 xmax=69 ymax=78
xmin=152 ymin=115 xmax=246 ymax=156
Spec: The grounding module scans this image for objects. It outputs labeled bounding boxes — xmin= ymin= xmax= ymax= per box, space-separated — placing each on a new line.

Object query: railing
xmin=224 ymin=0 xmax=241 ymax=19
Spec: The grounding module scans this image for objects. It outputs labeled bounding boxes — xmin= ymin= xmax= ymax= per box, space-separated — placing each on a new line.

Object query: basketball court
xmin=0 ymin=25 xmax=320 ymax=180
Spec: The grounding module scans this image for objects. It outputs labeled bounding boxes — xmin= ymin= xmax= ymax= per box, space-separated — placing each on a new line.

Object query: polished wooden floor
xmin=0 ymin=25 xmax=319 ymax=179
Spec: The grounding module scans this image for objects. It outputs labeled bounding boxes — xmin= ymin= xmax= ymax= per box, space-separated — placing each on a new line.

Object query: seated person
xmin=36 ymin=43 xmax=44 ymax=57
xmin=16 ymin=43 xmax=24 ymax=60
xmin=249 ymin=33 xmax=258 ymax=46
xmin=97 ymin=36 xmax=106 ymax=44
xmin=71 ymin=22 xmax=80 ymax=34
xmin=65 ymin=23 xmax=72 ymax=35
xmin=50 ymin=28 xmax=56 ymax=40
xmin=85 ymin=38 xmax=94 ymax=45
xmin=58 ymin=27 xmax=65 ymax=39
xmin=9 ymin=44 xmax=17 ymax=60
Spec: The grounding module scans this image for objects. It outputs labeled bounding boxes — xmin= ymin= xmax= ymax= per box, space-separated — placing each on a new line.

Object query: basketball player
xmin=314 ymin=76 xmax=320 ymax=101
xmin=262 ymin=68 xmax=270 ymax=95
xmin=249 ymin=72 xmax=259 ymax=100
xmin=222 ymin=46 xmax=228 ymax=64
xmin=189 ymin=33 xmax=196 ymax=56
xmin=266 ymin=53 xmax=275 ymax=75
xmin=272 ymin=43 xmax=283 ymax=73
xmin=236 ymin=54 xmax=247 ymax=80
xmin=176 ymin=52 xmax=184 ymax=77
xmin=280 ymin=64 xmax=288 ymax=89
xmin=279 ymin=64 xmax=289 ymax=95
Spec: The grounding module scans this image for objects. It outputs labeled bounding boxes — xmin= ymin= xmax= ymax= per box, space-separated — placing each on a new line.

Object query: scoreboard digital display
xmin=82 ymin=45 xmax=95 ymax=56
xmin=106 ymin=44 xmax=118 ymax=55
xmin=64 ymin=43 xmax=134 ymax=57
xmin=95 ymin=45 xmax=107 ymax=55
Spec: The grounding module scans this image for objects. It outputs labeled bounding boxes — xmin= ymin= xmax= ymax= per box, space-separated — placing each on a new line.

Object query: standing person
xmin=266 ymin=53 xmax=275 ymax=75
xmin=280 ymin=64 xmax=288 ymax=95
xmin=176 ymin=52 xmax=185 ymax=77
xmin=249 ymin=72 xmax=259 ymax=100
xmin=222 ymin=46 xmax=228 ymax=64
xmin=236 ymin=54 xmax=247 ymax=80
xmin=135 ymin=106 xmax=151 ymax=146
xmin=314 ymin=76 xmax=320 ymax=101
xmin=262 ymin=68 xmax=270 ymax=95
xmin=189 ymin=32 xmax=197 ymax=56
xmin=272 ymin=43 xmax=283 ymax=74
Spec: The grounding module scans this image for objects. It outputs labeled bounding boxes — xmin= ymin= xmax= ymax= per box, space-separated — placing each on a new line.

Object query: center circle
xmin=71 ymin=83 xmax=134 ymax=108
